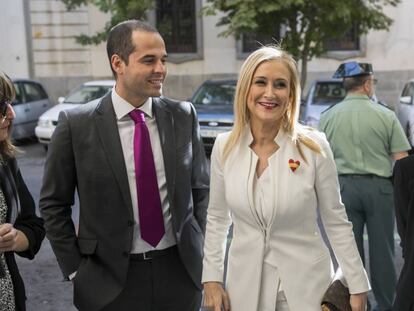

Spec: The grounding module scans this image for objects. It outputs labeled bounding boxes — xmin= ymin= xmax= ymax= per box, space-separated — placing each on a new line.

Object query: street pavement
xmin=14 ymin=141 xmax=403 ymax=310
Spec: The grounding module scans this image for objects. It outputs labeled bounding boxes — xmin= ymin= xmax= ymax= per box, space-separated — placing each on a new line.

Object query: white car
xmin=35 ymin=80 xmax=114 ymax=147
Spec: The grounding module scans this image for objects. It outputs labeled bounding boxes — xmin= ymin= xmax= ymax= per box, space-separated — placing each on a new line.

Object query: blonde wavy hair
xmin=223 ymin=45 xmax=323 ymax=162
xmin=0 ymin=71 xmax=16 ymax=159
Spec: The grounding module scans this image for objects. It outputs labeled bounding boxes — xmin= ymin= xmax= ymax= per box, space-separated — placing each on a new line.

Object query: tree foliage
xmin=60 ymin=0 xmax=154 ymax=45
xmin=203 ymin=0 xmax=400 ymax=86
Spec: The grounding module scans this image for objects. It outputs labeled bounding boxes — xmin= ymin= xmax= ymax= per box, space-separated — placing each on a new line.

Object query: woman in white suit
xmin=202 ymin=46 xmax=370 ymax=311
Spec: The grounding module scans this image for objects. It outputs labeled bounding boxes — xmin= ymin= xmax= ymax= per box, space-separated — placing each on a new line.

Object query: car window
xmin=64 ymin=85 xmax=112 ymax=104
xmin=22 ymin=82 xmax=48 ymax=102
xmin=192 ymin=83 xmax=236 ymax=106
xmin=401 ymin=82 xmax=414 ymax=98
xmin=12 ymin=82 xmax=24 ymax=105
xmin=311 ymin=82 xmax=346 ymax=105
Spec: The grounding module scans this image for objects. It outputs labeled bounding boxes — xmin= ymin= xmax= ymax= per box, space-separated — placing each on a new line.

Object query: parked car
xmin=35 ymin=80 xmax=115 ymax=147
xmin=301 ymin=79 xmax=346 ymax=128
xmin=301 ymin=79 xmax=388 ymax=128
xmin=190 ymin=79 xmax=236 ymax=152
xmin=11 ymin=78 xmax=54 ymax=140
xmin=396 ymin=79 xmax=414 ymax=145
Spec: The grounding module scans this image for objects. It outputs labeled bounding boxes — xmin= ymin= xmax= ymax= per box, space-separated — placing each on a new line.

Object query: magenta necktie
xmin=129 ymin=109 xmax=165 ymax=247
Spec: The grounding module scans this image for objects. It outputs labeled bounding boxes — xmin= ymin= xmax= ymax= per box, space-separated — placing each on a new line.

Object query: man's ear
xmin=362 ymin=79 xmax=369 ymax=93
xmin=111 ymin=54 xmax=124 ymax=76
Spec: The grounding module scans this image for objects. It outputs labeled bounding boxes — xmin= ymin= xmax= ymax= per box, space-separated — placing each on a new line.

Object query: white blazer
xmin=202 ymin=126 xmax=370 ymax=311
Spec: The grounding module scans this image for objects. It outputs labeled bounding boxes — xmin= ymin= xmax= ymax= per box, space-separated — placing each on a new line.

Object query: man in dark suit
xmin=393 ymin=156 xmax=414 ymax=311
xmin=39 ymin=20 xmax=209 ymax=311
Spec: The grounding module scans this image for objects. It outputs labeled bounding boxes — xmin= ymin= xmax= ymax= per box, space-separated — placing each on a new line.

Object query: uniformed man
xmin=319 ymin=61 xmax=410 ymax=311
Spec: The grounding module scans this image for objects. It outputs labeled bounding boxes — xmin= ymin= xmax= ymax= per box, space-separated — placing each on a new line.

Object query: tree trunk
xmin=300 ymin=56 xmax=308 ymax=90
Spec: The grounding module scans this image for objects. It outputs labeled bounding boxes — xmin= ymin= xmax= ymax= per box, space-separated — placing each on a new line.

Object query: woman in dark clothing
xmin=0 ymin=71 xmax=45 ymax=311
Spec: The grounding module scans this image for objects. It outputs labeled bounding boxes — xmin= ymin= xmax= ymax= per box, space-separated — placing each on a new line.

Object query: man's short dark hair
xmin=343 ymin=75 xmax=371 ymax=92
xmin=106 ymin=20 xmax=159 ymax=77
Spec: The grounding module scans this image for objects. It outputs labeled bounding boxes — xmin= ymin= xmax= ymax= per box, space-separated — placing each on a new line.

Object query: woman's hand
xmin=203 ymin=282 xmax=231 ymax=311
xmin=350 ymin=292 xmax=368 ymax=311
xmin=0 ymin=223 xmax=29 ymax=253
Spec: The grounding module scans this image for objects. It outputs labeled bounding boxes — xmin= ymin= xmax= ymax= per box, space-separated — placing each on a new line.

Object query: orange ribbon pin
xmin=288 ymin=159 xmax=300 ymax=172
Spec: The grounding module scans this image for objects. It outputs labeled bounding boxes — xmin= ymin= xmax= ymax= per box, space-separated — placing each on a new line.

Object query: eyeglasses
xmin=364 ymin=78 xmax=378 ymax=86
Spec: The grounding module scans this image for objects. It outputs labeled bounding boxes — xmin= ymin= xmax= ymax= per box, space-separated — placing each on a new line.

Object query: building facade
xmin=2 ymin=0 xmax=414 ymax=108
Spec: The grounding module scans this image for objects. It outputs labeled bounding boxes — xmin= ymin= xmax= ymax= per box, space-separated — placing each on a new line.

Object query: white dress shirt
xmin=112 ymin=89 xmax=176 ymax=253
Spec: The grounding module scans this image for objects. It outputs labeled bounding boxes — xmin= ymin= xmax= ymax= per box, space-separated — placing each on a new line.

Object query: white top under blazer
xmin=202 ymin=126 xmax=370 ymax=311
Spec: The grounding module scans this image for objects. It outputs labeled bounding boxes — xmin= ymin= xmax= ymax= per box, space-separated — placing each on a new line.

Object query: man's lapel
xmin=94 ymin=93 xmax=133 ymax=219
xmin=153 ymin=97 xmax=176 ymax=207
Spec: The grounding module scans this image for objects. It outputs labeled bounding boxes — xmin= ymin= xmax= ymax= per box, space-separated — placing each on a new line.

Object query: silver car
xmin=12 ymin=78 xmax=54 ymax=140
xmin=301 ymin=79 xmax=346 ymax=128
xmin=191 ymin=79 xmax=236 ymax=152
xmin=397 ymin=79 xmax=414 ymax=146
xmin=302 ymin=79 xmax=389 ymax=128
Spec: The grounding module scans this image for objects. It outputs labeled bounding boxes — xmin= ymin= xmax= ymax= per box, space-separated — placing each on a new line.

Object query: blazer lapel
xmin=267 ymin=131 xmax=286 ymax=230
xmin=246 ymin=151 xmax=264 ymax=229
xmin=152 ymin=98 xmax=176 ymax=208
xmin=240 ymin=127 xmax=265 ymax=231
xmin=268 ymin=130 xmax=289 ymax=230
xmin=0 ymin=162 xmax=19 ymax=223
xmin=94 ymin=93 xmax=133 ymax=218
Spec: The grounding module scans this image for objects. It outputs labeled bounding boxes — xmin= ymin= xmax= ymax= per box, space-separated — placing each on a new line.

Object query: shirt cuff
xmin=68 ymin=271 xmax=77 ymax=280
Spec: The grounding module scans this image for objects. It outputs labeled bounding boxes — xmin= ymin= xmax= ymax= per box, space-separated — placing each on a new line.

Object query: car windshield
xmin=64 ymin=85 xmax=112 ymax=104
xmin=312 ymin=82 xmax=346 ymax=105
xmin=192 ymin=82 xmax=236 ymax=106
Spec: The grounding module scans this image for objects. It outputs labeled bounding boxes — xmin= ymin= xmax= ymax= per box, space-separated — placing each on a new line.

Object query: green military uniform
xmin=319 ymin=94 xmax=410 ymax=311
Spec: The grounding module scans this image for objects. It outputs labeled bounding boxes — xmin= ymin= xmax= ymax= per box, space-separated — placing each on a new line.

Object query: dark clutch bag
xmin=321 ymin=270 xmax=351 ymax=311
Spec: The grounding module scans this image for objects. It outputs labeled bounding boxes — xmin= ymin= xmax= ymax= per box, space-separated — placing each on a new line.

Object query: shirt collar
xmin=111 ymin=87 xmax=153 ymax=120
xmin=344 ymin=93 xmax=371 ymax=102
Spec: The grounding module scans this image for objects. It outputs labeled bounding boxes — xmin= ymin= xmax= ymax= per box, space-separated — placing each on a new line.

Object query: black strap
xmin=129 ymin=245 xmax=177 ymax=261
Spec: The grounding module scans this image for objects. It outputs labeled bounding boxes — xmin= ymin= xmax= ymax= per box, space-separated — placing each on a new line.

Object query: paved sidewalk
xmin=16 ymin=240 xmax=76 ymax=311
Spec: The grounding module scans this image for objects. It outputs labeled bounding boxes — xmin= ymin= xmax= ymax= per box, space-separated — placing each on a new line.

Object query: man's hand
xmin=203 ymin=282 xmax=231 ymax=311
xmin=0 ymin=223 xmax=29 ymax=252
xmin=350 ymin=292 xmax=368 ymax=311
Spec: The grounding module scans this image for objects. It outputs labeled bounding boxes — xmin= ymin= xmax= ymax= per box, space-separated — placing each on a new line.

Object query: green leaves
xmin=203 ymin=0 xmax=400 ymax=86
xmin=60 ymin=0 xmax=400 ymax=87
xmin=60 ymin=0 xmax=154 ymax=45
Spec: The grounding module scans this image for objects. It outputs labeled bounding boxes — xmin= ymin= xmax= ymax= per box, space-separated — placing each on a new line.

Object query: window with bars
xmin=156 ymin=0 xmax=197 ymax=54
xmin=324 ymin=24 xmax=360 ymax=51
xmin=241 ymin=32 xmax=280 ymax=53
xmin=238 ymin=24 xmax=281 ymax=57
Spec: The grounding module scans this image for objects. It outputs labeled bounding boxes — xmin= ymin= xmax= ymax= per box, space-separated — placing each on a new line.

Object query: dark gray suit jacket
xmin=39 ymin=93 xmax=209 ymax=311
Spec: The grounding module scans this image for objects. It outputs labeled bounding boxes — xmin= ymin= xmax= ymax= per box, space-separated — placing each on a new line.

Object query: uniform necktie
xmin=129 ymin=109 xmax=165 ymax=247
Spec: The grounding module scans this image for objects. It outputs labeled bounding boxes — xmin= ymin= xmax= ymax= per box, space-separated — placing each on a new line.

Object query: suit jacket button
xmin=123 ymin=251 xmax=129 ymax=257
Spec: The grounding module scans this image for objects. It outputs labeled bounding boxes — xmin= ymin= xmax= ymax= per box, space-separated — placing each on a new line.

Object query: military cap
xmin=332 ymin=61 xmax=373 ymax=79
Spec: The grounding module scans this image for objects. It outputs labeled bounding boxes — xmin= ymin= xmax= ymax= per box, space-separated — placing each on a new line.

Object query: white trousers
xmin=258 ymin=262 xmax=290 ymax=311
